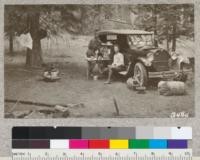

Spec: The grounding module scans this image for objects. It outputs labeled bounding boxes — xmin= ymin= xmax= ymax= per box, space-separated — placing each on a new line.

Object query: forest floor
xmin=4 ymin=35 xmax=195 ymax=118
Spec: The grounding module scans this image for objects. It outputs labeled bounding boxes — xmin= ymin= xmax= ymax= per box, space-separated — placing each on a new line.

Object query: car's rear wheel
xmin=133 ymin=62 xmax=148 ymax=87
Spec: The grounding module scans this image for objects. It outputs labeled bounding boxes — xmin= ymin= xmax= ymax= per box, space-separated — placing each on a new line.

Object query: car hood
xmin=128 ymin=46 xmax=168 ymax=57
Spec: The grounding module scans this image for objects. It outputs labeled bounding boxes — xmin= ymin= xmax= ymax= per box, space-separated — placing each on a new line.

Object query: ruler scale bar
xmin=12 ymin=149 xmax=192 ymax=160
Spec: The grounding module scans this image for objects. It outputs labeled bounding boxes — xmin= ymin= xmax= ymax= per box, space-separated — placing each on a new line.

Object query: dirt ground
xmin=4 ymin=36 xmax=195 ymax=118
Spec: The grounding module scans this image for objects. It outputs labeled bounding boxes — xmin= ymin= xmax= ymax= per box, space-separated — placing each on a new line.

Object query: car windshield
xmin=128 ymin=34 xmax=153 ymax=47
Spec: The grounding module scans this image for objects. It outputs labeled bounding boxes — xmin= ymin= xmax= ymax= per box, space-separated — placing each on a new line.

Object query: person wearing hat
xmin=86 ymin=30 xmax=101 ymax=79
xmin=104 ymin=44 xmax=124 ymax=84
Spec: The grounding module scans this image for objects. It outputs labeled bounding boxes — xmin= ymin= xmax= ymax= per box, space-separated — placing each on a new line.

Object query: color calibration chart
xmin=12 ymin=127 xmax=192 ymax=160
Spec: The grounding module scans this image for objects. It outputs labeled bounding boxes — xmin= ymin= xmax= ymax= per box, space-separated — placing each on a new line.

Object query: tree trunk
xmin=9 ymin=32 xmax=14 ymax=55
xmin=172 ymin=22 xmax=177 ymax=52
xmin=166 ymin=26 xmax=170 ymax=51
xmin=31 ymin=36 xmax=43 ymax=67
xmin=26 ymin=12 xmax=43 ymax=67
xmin=26 ymin=48 xmax=32 ymax=66
xmin=153 ymin=5 xmax=158 ymax=47
xmin=8 ymin=12 xmax=14 ymax=56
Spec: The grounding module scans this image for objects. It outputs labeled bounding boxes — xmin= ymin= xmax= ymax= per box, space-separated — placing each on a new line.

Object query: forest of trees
xmin=4 ymin=4 xmax=194 ymax=67
xmin=132 ymin=4 xmax=194 ymax=51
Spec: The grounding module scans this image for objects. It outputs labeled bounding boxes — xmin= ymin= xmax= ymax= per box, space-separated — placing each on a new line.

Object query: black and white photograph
xmin=4 ymin=4 xmax=195 ymax=118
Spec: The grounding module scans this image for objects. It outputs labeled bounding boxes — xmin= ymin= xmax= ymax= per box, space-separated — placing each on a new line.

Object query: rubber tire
xmin=134 ymin=62 xmax=148 ymax=87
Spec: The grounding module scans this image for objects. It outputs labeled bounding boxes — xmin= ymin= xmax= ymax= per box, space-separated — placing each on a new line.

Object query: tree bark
xmin=8 ymin=12 xmax=14 ymax=56
xmin=9 ymin=31 xmax=14 ymax=55
xmin=166 ymin=25 xmax=170 ymax=51
xmin=172 ymin=22 xmax=177 ymax=52
xmin=153 ymin=5 xmax=158 ymax=47
xmin=26 ymin=12 xmax=43 ymax=67
xmin=26 ymin=48 xmax=32 ymax=66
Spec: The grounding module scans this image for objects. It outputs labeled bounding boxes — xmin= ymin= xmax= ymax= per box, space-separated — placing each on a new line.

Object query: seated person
xmin=86 ymin=31 xmax=101 ymax=79
xmin=104 ymin=44 xmax=124 ymax=84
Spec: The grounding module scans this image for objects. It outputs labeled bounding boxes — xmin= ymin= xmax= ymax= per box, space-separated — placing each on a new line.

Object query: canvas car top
xmin=97 ymin=29 xmax=154 ymax=35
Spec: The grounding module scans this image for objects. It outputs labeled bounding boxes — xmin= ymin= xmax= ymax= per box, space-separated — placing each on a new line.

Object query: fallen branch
xmin=5 ymin=99 xmax=68 ymax=108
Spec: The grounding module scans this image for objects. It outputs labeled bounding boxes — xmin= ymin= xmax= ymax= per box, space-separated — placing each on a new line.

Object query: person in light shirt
xmin=104 ymin=44 xmax=124 ymax=84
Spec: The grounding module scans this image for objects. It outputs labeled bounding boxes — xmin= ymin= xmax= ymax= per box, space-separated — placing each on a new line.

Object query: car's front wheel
xmin=133 ymin=62 xmax=148 ymax=87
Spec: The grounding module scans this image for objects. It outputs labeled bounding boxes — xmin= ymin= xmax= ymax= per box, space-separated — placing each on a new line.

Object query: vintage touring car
xmin=97 ymin=29 xmax=190 ymax=86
